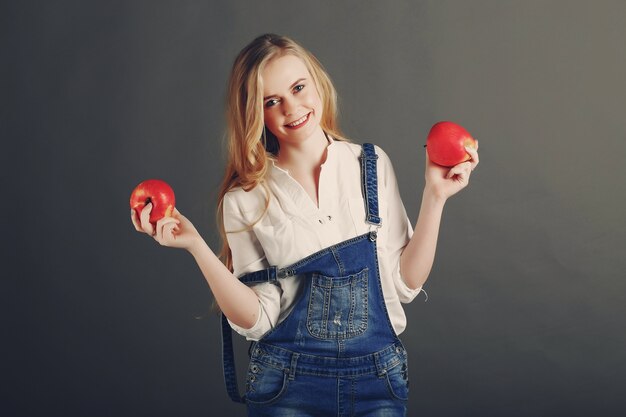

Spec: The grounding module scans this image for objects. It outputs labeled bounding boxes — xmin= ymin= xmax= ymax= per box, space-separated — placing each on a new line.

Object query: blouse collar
xmin=270 ymin=134 xmax=336 ymax=178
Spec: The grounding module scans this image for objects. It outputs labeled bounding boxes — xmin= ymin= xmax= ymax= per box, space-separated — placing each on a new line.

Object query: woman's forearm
xmin=400 ymin=187 xmax=446 ymax=290
xmin=188 ymin=238 xmax=260 ymax=329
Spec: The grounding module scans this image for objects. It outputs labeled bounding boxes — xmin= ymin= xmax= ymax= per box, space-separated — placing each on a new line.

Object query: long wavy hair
xmin=215 ymin=33 xmax=350 ymax=276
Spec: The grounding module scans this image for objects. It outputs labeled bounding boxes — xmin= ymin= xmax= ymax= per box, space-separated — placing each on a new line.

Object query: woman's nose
xmin=282 ymin=96 xmax=298 ymax=116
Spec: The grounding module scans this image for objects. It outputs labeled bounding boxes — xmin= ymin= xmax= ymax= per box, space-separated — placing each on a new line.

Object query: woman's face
xmin=261 ymin=54 xmax=324 ymax=146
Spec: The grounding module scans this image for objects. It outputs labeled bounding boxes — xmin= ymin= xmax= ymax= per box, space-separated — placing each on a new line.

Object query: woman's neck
xmin=276 ymin=129 xmax=331 ymax=173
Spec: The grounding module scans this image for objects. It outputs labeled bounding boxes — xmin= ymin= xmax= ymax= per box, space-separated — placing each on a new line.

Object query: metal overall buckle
xmin=368 ymin=223 xmax=382 ymax=241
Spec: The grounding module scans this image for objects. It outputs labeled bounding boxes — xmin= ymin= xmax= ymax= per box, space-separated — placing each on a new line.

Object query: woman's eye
xmin=294 ymin=84 xmax=305 ymax=93
xmin=265 ymin=98 xmax=279 ymax=107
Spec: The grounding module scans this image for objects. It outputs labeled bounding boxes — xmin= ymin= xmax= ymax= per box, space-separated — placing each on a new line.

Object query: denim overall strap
xmin=221 ymin=313 xmax=245 ymax=403
xmin=238 ymin=266 xmax=279 ymax=285
xmin=360 ymin=143 xmax=382 ymax=227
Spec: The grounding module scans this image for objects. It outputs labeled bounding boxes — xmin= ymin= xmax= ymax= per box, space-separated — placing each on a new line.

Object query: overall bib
xmin=221 ymin=143 xmax=409 ymax=416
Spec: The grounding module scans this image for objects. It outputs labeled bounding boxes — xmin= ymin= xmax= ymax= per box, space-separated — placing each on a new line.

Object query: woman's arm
xmin=399 ymin=189 xmax=445 ymax=290
xmin=131 ymin=204 xmax=260 ymax=329
xmin=187 ymin=238 xmax=260 ymax=329
xmin=400 ymin=145 xmax=480 ymax=289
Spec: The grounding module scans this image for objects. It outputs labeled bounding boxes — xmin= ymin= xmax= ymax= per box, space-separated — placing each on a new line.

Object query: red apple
xmin=426 ymin=121 xmax=477 ymax=167
xmin=130 ymin=179 xmax=176 ymax=226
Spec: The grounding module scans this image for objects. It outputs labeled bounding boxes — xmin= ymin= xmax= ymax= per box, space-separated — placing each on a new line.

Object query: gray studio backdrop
xmin=6 ymin=1 xmax=625 ymax=416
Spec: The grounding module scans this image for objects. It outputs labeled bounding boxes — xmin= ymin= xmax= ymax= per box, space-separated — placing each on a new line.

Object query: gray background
xmin=4 ymin=1 xmax=625 ymax=416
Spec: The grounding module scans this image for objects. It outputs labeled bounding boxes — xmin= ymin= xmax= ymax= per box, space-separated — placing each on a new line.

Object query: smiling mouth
xmin=285 ymin=112 xmax=310 ymax=128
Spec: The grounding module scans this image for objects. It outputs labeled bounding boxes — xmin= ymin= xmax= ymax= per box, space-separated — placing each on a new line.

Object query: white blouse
xmin=223 ymin=135 xmax=425 ymax=341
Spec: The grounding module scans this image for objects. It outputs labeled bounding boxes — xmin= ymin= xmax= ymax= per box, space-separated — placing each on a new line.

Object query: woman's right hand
xmin=131 ymin=203 xmax=202 ymax=251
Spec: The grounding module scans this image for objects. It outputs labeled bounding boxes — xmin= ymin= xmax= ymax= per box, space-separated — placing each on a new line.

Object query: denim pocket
xmin=306 ymin=267 xmax=369 ymax=339
xmin=245 ymin=359 xmax=289 ymax=405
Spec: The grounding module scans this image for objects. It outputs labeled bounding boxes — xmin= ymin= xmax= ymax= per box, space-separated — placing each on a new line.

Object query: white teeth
xmin=287 ymin=113 xmax=309 ymax=127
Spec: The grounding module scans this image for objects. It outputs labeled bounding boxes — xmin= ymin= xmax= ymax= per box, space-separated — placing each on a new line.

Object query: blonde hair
xmin=215 ymin=33 xmax=350 ymax=275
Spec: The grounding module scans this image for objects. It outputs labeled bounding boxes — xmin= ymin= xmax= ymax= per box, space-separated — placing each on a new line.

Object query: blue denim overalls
xmin=221 ymin=143 xmax=409 ymax=416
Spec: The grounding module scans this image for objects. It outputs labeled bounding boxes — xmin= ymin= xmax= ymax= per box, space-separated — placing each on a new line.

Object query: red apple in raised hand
xmin=426 ymin=121 xmax=477 ymax=167
xmin=130 ymin=179 xmax=176 ymax=226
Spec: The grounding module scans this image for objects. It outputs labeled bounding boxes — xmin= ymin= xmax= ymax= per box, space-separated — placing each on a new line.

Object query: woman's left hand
xmin=424 ymin=141 xmax=479 ymax=201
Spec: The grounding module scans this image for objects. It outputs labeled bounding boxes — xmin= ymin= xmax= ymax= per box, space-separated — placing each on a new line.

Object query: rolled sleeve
xmin=395 ymin=248 xmax=424 ymax=302
xmin=227 ymin=282 xmax=282 ymax=340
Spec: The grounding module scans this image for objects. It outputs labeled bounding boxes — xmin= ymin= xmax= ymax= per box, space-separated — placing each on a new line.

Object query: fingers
xmin=446 ymin=161 xmax=472 ymax=181
xmin=130 ymin=209 xmax=142 ymax=232
xmin=131 ymin=202 xmax=185 ymax=249
xmin=465 ymin=142 xmax=480 ymax=171
xmin=172 ymin=207 xmax=188 ymax=226
xmin=130 ymin=206 xmax=153 ymax=234
xmin=139 ymin=203 xmax=156 ymax=236
xmin=153 ymin=216 xmax=181 ymax=244
xmin=172 ymin=207 xmax=185 ymax=220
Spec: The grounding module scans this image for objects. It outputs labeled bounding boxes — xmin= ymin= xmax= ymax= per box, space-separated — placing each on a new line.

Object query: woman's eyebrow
xmin=263 ymin=78 xmax=307 ymax=100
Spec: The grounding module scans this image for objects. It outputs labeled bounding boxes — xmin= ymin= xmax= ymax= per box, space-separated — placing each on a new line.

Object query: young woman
xmin=131 ymin=33 xmax=479 ymax=416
